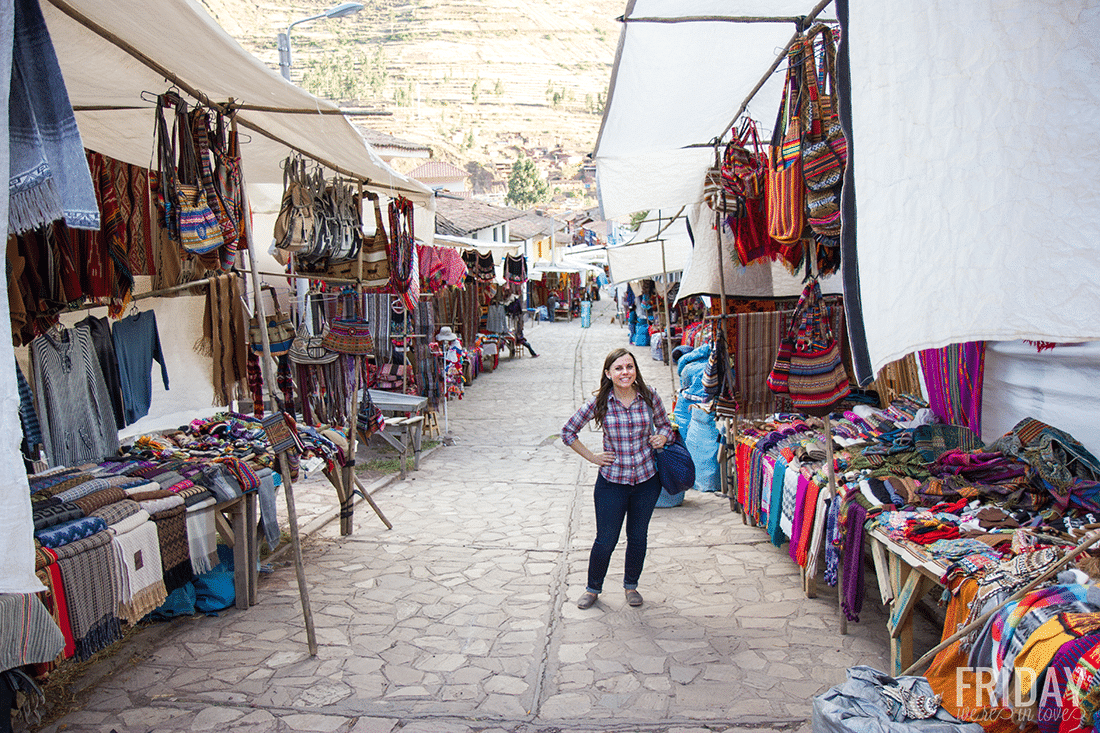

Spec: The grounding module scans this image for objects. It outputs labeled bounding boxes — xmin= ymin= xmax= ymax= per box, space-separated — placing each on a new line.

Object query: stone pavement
xmin=33 ymin=297 xmax=941 ymax=733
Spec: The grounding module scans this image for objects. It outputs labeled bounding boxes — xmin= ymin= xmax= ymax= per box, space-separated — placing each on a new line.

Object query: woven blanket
xmin=147 ymin=503 xmax=193 ymax=593
xmin=139 ymin=495 xmax=184 ymax=515
xmin=103 ymin=476 xmax=147 ymax=489
xmin=34 ymin=557 xmax=74 ymax=660
xmin=52 ymin=478 xmax=110 ymax=504
xmin=30 ymin=472 xmax=92 ymax=501
xmin=35 ymin=516 xmax=107 ymax=549
xmin=32 ymin=501 xmax=82 ymax=531
xmin=71 ymin=487 xmax=126 ymax=516
xmin=128 ymin=489 xmax=174 ymax=503
xmin=108 ymin=509 xmax=166 ymax=624
xmin=89 ymin=499 xmax=140 ymax=526
xmin=165 ymin=479 xmax=195 ymax=494
xmin=122 ymin=482 xmax=160 ymax=495
xmin=152 ymin=472 xmax=185 ymax=490
xmin=179 ymin=486 xmax=214 ymax=506
xmin=186 ymin=497 xmax=219 ymax=575
xmin=0 ymin=593 xmax=65 ymax=670
xmin=996 ymin=584 xmax=1100 ymax=693
xmin=47 ymin=531 xmax=122 ymax=661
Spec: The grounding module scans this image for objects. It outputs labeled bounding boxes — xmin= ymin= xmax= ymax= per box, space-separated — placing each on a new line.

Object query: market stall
xmin=592 ymin=0 xmax=1100 ymax=728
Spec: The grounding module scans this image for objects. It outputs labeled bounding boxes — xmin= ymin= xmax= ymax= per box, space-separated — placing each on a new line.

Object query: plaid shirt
xmin=561 ymin=388 xmax=673 ymax=485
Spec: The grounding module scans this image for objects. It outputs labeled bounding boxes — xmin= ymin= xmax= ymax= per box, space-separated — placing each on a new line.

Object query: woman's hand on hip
xmin=649 ymin=434 xmax=668 ymax=449
xmin=591 ymin=451 xmax=615 ymax=467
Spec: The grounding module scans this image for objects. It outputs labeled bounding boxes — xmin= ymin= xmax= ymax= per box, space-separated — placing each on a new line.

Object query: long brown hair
xmin=593 ymin=348 xmax=655 ymax=429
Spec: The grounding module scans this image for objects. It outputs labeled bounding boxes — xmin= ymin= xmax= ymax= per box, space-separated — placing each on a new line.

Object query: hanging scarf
xmin=7 ymin=0 xmax=99 ymax=233
xmin=108 ymin=508 xmax=166 ymax=624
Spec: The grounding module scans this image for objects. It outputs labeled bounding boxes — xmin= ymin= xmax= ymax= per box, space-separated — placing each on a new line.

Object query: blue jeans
xmin=586 ymin=472 xmax=662 ymax=594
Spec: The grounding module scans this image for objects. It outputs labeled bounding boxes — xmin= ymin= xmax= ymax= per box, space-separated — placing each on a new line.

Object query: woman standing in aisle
xmin=561 ymin=348 xmax=673 ymax=609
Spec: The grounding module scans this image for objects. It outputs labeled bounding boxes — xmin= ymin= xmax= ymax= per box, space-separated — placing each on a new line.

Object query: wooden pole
xmin=337 ymin=182 xmax=370 ymax=536
xmin=237 ymin=114 xmax=316 ymax=655
xmin=902 ymin=530 xmax=1100 ymax=676
xmin=277 ymin=452 xmax=318 ymax=656
xmin=352 ymin=475 xmax=393 ymax=530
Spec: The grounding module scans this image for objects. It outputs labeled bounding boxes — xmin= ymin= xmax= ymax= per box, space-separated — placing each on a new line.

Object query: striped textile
xmin=46 ymin=531 xmax=122 ymax=661
xmin=735 ymin=310 xmax=787 ymax=418
xmin=0 ymin=592 xmax=65 ymax=670
xmin=918 ymin=342 xmax=986 ymax=435
xmin=90 ymin=499 xmax=141 ymax=526
xmin=30 ymin=327 xmax=120 ymax=468
xmin=71 ymin=487 xmax=127 ymax=516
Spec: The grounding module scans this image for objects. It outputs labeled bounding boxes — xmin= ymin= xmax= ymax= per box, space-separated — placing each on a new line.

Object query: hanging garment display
xmin=112 ymin=310 xmax=170 ymax=426
xmin=31 ymin=326 xmax=121 ymax=467
xmin=504 ymin=254 xmax=527 ymax=283
xmin=77 ymin=315 xmax=126 ymax=430
xmin=769 ymin=279 xmax=850 ymax=415
xmin=195 ymin=273 xmax=250 ymax=406
xmin=154 ymin=92 xmax=223 ymax=256
xmin=8 ymin=0 xmax=100 ymax=234
xmin=388 ymin=196 xmax=418 ymax=310
xmin=359 ymin=194 xmax=391 ymax=288
xmin=273 ymin=155 xmax=315 ymax=254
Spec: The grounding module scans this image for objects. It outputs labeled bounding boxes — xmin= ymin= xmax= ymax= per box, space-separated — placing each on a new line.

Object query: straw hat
xmin=436 ymin=326 xmax=458 ymax=342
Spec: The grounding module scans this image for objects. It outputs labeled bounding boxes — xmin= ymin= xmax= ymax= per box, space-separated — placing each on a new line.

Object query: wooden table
xmin=867 ymin=527 xmax=946 ymax=674
xmin=363 ymin=389 xmax=429 ymax=479
xmin=213 ymin=492 xmax=260 ymax=610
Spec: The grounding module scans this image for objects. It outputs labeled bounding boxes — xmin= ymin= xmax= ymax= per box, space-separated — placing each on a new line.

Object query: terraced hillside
xmin=200 ymin=0 xmax=622 ymax=192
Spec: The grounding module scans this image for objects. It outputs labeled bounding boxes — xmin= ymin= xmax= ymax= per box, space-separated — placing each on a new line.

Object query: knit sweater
xmin=31 ymin=326 xmax=119 ymax=468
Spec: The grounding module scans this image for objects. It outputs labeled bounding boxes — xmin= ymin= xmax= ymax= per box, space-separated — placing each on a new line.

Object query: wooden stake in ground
xmin=277 ymin=450 xmax=318 ymax=657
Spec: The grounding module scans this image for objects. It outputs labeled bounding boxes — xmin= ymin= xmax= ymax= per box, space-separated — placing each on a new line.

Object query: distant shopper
xmin=546 ymin=293 xmax=558 ymax=322
xmin=560 ymin=348 xmax=673 ymax=609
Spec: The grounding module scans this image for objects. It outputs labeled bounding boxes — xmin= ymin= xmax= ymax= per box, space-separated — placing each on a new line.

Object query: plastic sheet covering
xmin=812 ymin=666 xmax=983 ymax=733
xmin=685 ymin=405 xmax=720 ymax=493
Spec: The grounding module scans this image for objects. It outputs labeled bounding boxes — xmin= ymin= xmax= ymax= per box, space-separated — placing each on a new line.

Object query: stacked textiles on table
xmin=24 ymin=450 xmax=266 ymax=662
xmin=739 ymin=393 xmax=1100 ymax=729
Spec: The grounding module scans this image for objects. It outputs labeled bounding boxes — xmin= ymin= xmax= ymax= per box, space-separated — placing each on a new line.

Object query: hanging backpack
xmin=801 ymin=25 xmax=848 ymax=238
xmin=273 ymin=156 xmax=315 ymax=253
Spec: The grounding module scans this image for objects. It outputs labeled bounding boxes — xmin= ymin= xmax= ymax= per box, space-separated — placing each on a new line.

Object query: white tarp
xmin=595 ymin=0 xmax=1100 ymax=387
xmin=677 ymin=202 xmax=842 ymax=299
xmin=852 ymin=1 xmax=1100 ymax=374
xmin=594 ymin=0 xmax=834 ymax=220
xmin=982 ymin=341 xmax=1100 ymax=459
xmin=605 ymin=214 xmax=692 ymax=284
xmin=43 ymin=0 xmax=432 ymax=203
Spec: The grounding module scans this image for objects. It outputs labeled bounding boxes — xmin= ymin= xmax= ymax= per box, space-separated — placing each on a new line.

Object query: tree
xmin=505 ymin=156 xmax=549 ymax=208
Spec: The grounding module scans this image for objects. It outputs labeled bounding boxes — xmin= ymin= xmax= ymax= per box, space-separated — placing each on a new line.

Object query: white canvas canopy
xmin=604 ymin=212 xmax=690 ymax=285
xmin=44 ymin=0 xmax=433 ymax=203
xmin=593 ymin=0 xmax=1100 ymax=451
xmin=1 ymin=0 xmax=439 ymax=593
